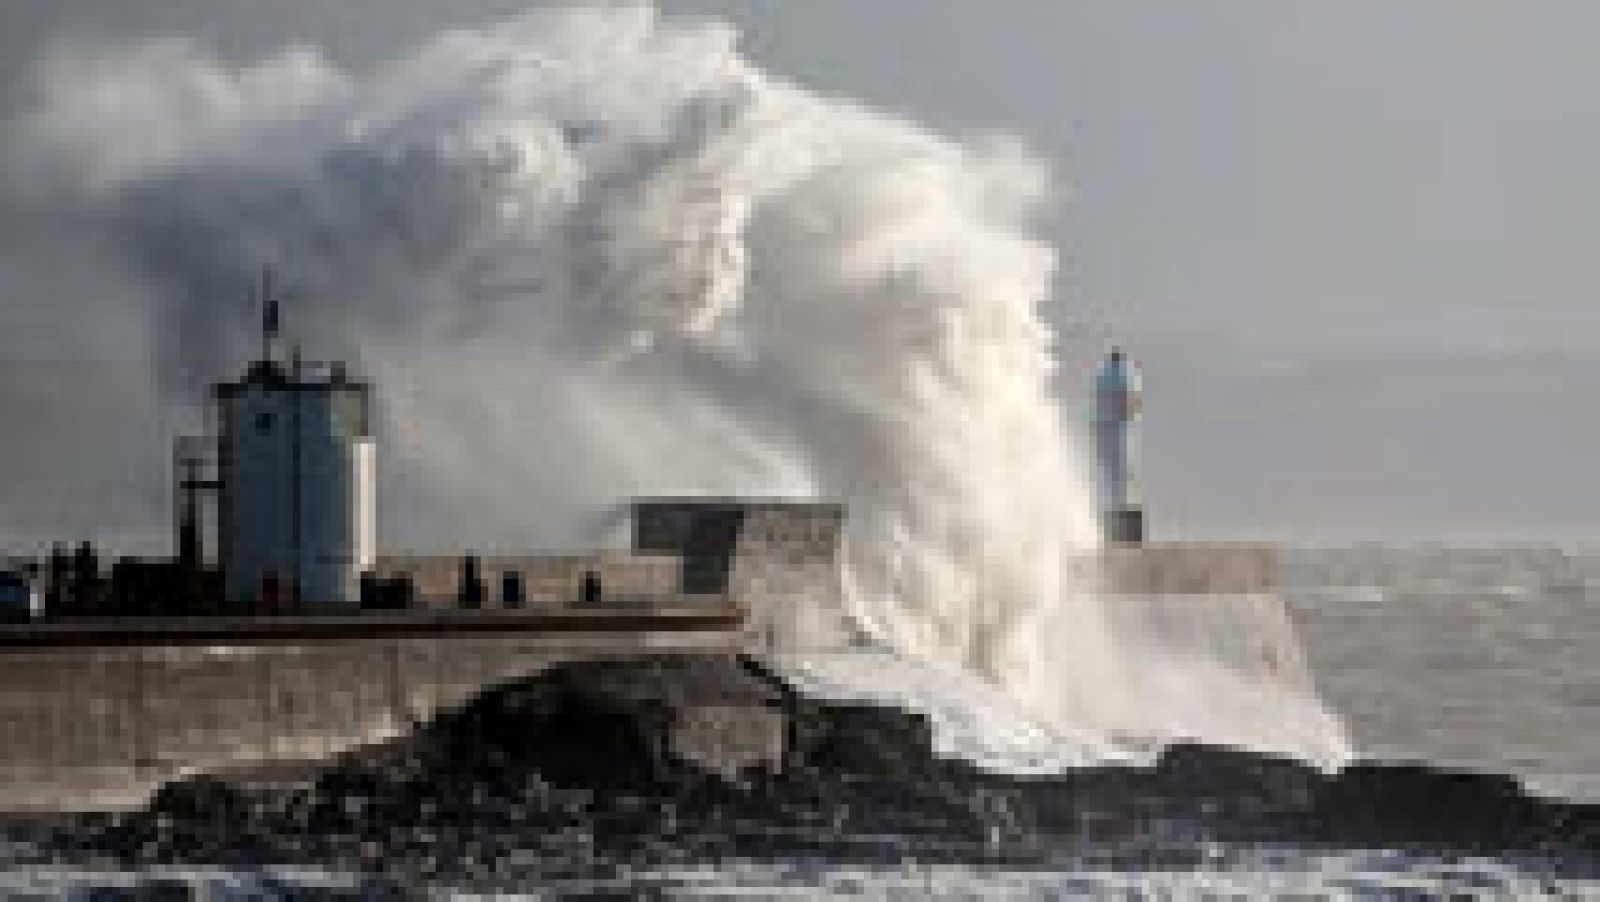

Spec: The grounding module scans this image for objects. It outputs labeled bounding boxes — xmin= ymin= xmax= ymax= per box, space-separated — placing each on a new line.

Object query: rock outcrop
xmin=3 ymin=654 xmax=1594 ymax=884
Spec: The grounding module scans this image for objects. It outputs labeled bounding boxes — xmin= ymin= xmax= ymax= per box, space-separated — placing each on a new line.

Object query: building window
xmin=255 ymin=412 xmax=274 ymax=433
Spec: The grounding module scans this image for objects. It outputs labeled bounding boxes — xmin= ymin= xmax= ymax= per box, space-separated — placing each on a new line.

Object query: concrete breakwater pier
xmin=0 ymin=538 xmax=1312 ymax=813
xmin=0 ymin=627 xmax=746 ymax=812
xmin=0 ymin=496 xmax=844 ymax=812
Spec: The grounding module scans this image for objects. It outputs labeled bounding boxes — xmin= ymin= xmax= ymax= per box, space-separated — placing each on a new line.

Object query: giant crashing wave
xmin=6 ymin=3 xmax=1347 ymax=769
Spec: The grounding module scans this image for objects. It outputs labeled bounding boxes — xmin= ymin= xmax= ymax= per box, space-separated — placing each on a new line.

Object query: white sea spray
xmin=8 ymin=3 xmax=1346 ymax=766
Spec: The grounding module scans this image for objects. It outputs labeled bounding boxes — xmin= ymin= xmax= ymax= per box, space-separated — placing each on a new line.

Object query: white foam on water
xmin=11 ymin=854 xmax=1581 ymax=900
xmin=768 ymin=648 xmax=1149 ymax=773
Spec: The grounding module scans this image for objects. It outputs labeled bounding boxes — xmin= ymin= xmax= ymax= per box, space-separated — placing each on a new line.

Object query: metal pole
xmin=291 ymin=349 xmax=302 ymax=608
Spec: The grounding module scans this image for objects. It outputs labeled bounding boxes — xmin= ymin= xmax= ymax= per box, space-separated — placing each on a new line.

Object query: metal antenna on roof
xmin=260 ymin=268 xmax=280 ymax=366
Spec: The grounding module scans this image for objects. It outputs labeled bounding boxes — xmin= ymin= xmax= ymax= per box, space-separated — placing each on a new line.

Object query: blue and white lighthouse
xmin=1093 ymin=347 xmax=1144 ymax=544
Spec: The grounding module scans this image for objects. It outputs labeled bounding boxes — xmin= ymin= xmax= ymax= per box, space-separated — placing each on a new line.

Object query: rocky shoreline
xmin=2 ymin=654 xmax=1594 ymax=887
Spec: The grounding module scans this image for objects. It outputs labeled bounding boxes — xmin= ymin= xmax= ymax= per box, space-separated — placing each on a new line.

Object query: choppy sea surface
xmin=1280 ymin=546 xmax=1600 ymax=805
xmin=1 ymin=853 xmax=1595 ymax=898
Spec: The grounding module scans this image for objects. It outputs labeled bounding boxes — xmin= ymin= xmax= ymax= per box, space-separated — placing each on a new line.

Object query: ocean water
xmin=3 ymin=852 xmax=1592 ymax=898
xmin=1280 ymin=546 xmax=1600 ymax=803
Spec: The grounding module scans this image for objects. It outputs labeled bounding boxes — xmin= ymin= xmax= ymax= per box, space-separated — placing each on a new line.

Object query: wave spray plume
xmin=10 ymin=4 xmax=1347 ymax=767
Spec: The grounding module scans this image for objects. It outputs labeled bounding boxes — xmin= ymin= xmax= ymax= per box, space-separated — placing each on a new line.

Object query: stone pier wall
xmin=0 ymin=629 xmax=738 ymax=813
xmin=632 ymin=499 xmax=849 ymax=651
xmin=0 ymin=535 xmax=1324 ymax=813
xmin=1086 ymin=544 xmax=1316 ymax=692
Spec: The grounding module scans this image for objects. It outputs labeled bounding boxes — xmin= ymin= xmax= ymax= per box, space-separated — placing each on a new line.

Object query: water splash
xmin=9 ymin=4 xmax=1345 ymax=766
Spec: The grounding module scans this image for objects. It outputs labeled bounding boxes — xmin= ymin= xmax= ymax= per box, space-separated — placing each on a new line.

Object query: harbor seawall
xmin=0 ymin=541 xmax=1313 ymax=813
xmin=0 ymin=629 xmax=740 ymax=812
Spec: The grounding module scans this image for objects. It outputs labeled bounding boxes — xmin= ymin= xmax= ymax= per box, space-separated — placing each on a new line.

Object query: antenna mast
xmin=260 ymin=268 xmax=280 ymax=366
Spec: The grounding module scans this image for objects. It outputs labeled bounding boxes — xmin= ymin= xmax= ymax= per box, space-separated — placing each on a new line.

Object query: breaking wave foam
xmin=7 ymin=4 xmax=1347 ymax=766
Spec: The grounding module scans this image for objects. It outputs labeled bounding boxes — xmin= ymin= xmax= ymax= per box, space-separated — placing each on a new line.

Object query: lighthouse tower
xmin=215 ymin=278 xmax=376 ymax=606
xmin=1094 ymin=347 xmax=1144 ymax=544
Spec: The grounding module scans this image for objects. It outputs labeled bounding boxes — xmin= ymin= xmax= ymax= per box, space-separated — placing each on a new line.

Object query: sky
xmin=1 ymin=0 xmax=1597 ymax=545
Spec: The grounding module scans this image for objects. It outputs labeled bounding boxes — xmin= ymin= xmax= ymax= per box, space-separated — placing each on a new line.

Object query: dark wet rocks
xmin=4 ymin=653 xmax=1596 ymax=880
